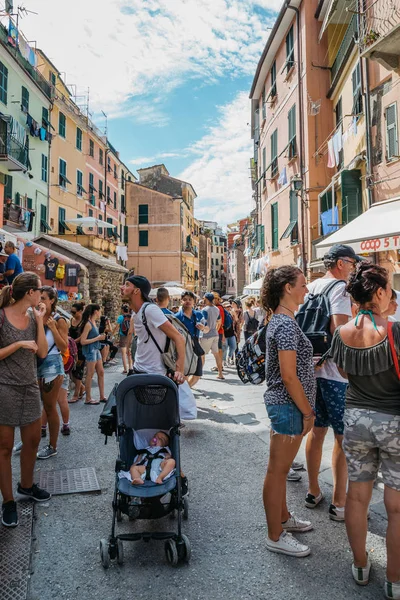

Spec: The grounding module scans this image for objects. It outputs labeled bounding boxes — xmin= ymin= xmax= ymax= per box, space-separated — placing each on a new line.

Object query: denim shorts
xmin=266 ymin=402 xmax=303 ymax=436
xmin=37 ymin=353 xmax=65 ymax=384
xmin=83 ymin=348 xmax=102 ymax=363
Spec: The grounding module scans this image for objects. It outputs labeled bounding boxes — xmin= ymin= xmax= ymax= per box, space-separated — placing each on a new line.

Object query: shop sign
xmin=358 ymin=235 xmax=400 ymax=253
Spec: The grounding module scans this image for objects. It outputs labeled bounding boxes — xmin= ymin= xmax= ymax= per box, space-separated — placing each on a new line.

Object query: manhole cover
xmin=36 ymin=467 xmax=101 ymax=495
xmin=0 ymin=502 xmax=33 ymax=600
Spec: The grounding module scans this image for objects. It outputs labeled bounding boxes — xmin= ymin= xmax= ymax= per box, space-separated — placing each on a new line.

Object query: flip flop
xmin=84 ymin=400 xmax=100 ymax=405
xmin=78 ymin=391 xmax=86 ymax=399
xmin=216 ymin=376 xmax=225 ymax=380
xmin=100 ymin=398 xmax=107 ymax=403
xmin=68 ymin=397 xmax=79 ymax=404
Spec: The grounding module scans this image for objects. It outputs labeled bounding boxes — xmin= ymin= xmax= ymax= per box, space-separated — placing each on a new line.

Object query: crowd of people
xmin=1 ymin=244 xmax=399 ymax=598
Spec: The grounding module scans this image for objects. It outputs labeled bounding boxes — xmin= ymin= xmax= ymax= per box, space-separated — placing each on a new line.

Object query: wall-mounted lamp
xmin=291 ymin=174 xmax=303 ymax=192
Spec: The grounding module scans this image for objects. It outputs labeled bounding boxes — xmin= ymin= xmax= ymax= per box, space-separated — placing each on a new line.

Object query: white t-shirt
xmin=392 ymin=291 xmax=400 ymax=322
xmin=306 ymin=277 xmax=352 ymax=383
xmin=133 ymin=303 xmax=168 ymax=375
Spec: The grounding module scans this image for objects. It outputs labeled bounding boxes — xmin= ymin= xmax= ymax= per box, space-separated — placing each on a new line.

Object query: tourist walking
xmin=304 ymin=244 xmax=360 ymax=520
xmin=329 ymin=263 xmax=400 ymax=597
xmin=176 ymin=290 xmax=207 ymax=388
xmin=222 ymin=302 xmax=236 ymax=366
xmin=0 ymin=273 xmax=50 ymax=527
xmin=68 ymin=302 xmax=86 ymax=403
xmin=200 ymin=293 xmax=223 ymax=379
xmin=262 ymin=266 xmax=316 ymax=557
xmin=243 ymin=297 xmax=259 ymax=341
xmin=156 ymin=287 xmax=173 ymax=315
xmin=36 ymin=286 xmax=69 ymax=459
xmin=80 ymin=304 xmax=106 ymax=405
xmin=231 ymin=299 xmax=244 ymax=347
xmin=114 ymin=304 xmax=132 ymax=374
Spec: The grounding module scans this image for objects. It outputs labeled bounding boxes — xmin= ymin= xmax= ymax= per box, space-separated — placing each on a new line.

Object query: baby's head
xmin=150 ymin=431 xmax=170 ymax=447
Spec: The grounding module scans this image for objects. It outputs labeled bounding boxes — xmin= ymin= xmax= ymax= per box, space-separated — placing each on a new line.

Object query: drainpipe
xmin=286 ymin=2 xmax=307 ymax=274
xmin=357 ymin=0 xmax=374 ymax=208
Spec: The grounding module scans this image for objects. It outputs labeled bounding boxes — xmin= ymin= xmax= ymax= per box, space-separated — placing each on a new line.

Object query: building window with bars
xmin=385 ymin=103 xmax=398 ymax=162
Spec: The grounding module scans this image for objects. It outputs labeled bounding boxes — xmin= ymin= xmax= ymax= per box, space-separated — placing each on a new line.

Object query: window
xmin=262 ymin=147 xmax=266 ymax=186
xmin=271 ymin=61 xmax=277 ymax=98
xmin=88 ymin=208 xmax=93 ymax=231
xmin=139 ymin=230 xmax=148 ymax=246
xmin=107 ymin=217 xmax=113 ymax=237
xmin=0 ymin=62 xmax=8 ymax=105
xmin=99 ymin=148 xmax=103 ymax=165
xmin=58 ymin=207 xmax=68 ymax=235
xmin=21 ymin=86 xmax=29 ymax=112
xmin=262 ymin=86 xmax=266 ymax=121
xmin=59 ymin=112 xmax=66 ymax=138
xmin=77 ymin=170 xmax=84 ymax=196
xmin=121 ymin=170 xmax=125 ymax=190
xmin=15 ymin=192 xmax=20 ymax=206
xmin=42 ymin=107 xmax=49 ymax=129
xmin=98 ymin=214 xmax=103 ymax=235
xmin=114 ymin=164 xmax=117 ymax=179
xmin=41 ymin=154 xmax=48 ymax=182
xmin=335 ymin=97 xmax=344 ymax=168
xmin=216 ymin=258 xmax=219 ymax=266
xmin=76 ymin=127 xmax=82 ymax=151
xmin=114 ymin=191 xmax=117 ymax=208
xmin=270 ymin=129 xmax=278 ymax=178
xmin=281 ymin=191 xmax=298 ymax=243
xmin=89 ymin=138 xmax=94 ymax=157
xmin=49 ymin=71 xmax=56 ymax=87
xmin=98 ymin=179 xmax=104 ymax=199
xmin=352 ymin=64 xmax=362 ymax=118
xmin=40 ymin=204 xmax=51 ymax=233
xmin=107 ymin=155 xmax=111 ymax=172
xmin=138 ymin=204 xmax=148 ymax=224
xmin=27 ymin=197 xmax=32 ymax=209
xmin=124 ymin=225 xmax=128 ymax=244
xmin=76 ymin=213 xmax=84 ymax=235
xmin=107 ymin=185 xmax=111 ymax=203
xmin=341 ymin=169 xmax=362 ymax=225
xmin=4 ymin=174 xmax=12 ymax=201
xmin=89 ymin=173 xmax=96 ymax=205
xmin=285 ymin=25 xmax=294 ymax=72
xmin=386 ymin=103 xmax=398 ymax=161
xmin=288 ymin=105 xmax=297 ymax=159
xmin=121 ymin=194 xmax=125 ymax=213
xmin=271 ymin=202 xmax=279 ymax=250
xmin=59 ymin=158 xmax=68 ymax=188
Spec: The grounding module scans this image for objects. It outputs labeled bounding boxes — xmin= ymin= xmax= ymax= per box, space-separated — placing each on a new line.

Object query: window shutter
xmin=262 ymin=87 xmax=266 ymax=120
xmin=341 ymin=169 xmax=362 ymax=224
xmin=386 ymin=103 xmax=398 ymax=160
xmin=260 ymin=224 xmax=265 ymax=251
xmin=271 ymin=203 xmax=278 ymax=250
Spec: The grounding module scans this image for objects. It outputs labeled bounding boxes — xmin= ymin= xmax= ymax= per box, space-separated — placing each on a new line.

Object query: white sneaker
xmin=385 ymin=580 xmax=400 ymax=599
xmin=282 ymin=514 xmax=313 ymax=533
xmin=352 ymin=557 xmax=371 ymax=586
xmin=329 ymin=503 xmax=345 ymax=521
xmin=291 ymin=460 xmax=304 ymax=470
xmin=13 ymin=441 xmax=23 ymax=454
xmin=266 ymin=531 xmax=310 ymax=557
xmin=305 ymin=492 xmax=324 ymax=508
xmin=287 ymin=468 xmax=302 ymax=482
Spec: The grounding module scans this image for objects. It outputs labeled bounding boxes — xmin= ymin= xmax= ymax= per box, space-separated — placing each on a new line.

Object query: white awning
xmin=64 ymin=216 xmax=112 ymax=228
xmin=315 ymin=198 xmax=400 ymax=258
xmin=0 ymin=228 xmax=17 ymax=246
xmin=243 ymin=277 xmax=264 ymax=295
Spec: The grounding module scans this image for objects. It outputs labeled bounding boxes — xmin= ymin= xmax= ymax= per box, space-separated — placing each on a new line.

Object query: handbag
xmin=388 ymin=322 xmax=400 ymax=379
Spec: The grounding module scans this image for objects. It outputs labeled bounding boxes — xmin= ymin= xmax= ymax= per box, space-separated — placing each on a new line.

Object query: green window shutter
xmin=114 ymin=191 xmax=117 ymax=208
xmin=139 ymin=230 xmax=148 ymax=246
xmin=107 ymin=217 xmax=113 ymax=237
xmin=290 ymin=190 xmax=298 ymax=221
xmin=288 ymin=105 xmax=296 ymax=158
xmin=386 ymin=103 xmax=398 ymax=161
xmin=124 ymin=225 xmax=128 ymax=244
xmin=271 ymin=61 xmax=277 ymax=97
xmin=262 ymin=87 xmax=266 ymax=120
xmin=59 ymin=112 xmax=66 ymax=137
xmin=260 ymin=224 xmax=265 ymax=251
xmin=286 ymin=25 xmax=294 ymax=71
xmin=4 ymin=174 xmax=12 ymax=200
xmin=352 ymin=65 xmax=362 ymax=116
xmin=41 ymin=154 xmax=48 ymax=182
xmin=21 ymin=86 xmax=29 ymax=112
xmin=42 ymin=107 xmax=49 ymax=128
xmin=138 ymin=204 xmax=148 ymax=224
xmin=271 ymin=202 xmax=279 ymax=250
xmin=58 ymin=207 xmax=66 ymax=234
xmin=40 ymin=204 xmax=51 ymax=233
xmin=99 ymin=148 xmax=103 ymax=165
xmin=76 ymin=127 xmax=82 ymax=151
xmin=271 ymin=130 xmax=278 ymax=177
xmin=0 ymin=61 xmax=8 ymax=104
xmin=341 ymin=169 xmax=362 ymax=225
xmin=59 ymin=159 xmax=66 ymax=187
xmin=27 ymin=197 xmax=33 ymax=209
xmin=99 ymin=179 xmax=103 ymax=197
xmin=15 ymin=192 xmax=20 ymax=206
xmin=89 ymin=139 xmax=94 ymax=157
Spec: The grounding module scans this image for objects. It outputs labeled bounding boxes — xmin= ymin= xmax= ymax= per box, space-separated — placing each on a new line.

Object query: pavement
xmin=6 ymin=356 xmax=390 ymax=600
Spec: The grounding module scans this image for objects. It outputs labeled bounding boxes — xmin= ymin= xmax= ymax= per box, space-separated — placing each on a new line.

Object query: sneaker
xmin=329 ymin=503 xmax=345 ymax=521
xmin=41 ymin=427 xmax=47 ymax=438
xmin=13 ymin=441 xmax=23 ymax=454
xmin=287 ymin=468 xmax=302 ymax=482
xmin=266 ymin=531 xmax=310 ymax=557
xmin=291 ymin=460 xmax=304 ymax=470
xmin=16 ymin=482 xmax=51 ymax=502
xmin=37 ymin=444 xmax=57 ymax=460
xmin=282 ymin=514 xmax=313 ymax=533
xmin=2 ymin=501 xmax=18 ymax=527
xmin=385 ymin=580 xmax=400 ymax=599
xmin=352 ymin=557 xmax=371 ymax=586
xmin=61 ymin=424 xmax=70 ymax=436
xmin=305 ymin=492 xmax=324 ymax=508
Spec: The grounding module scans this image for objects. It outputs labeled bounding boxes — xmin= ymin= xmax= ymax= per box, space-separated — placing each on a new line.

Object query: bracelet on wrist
xmin=303 ymin=410 xmax=315 ymax=420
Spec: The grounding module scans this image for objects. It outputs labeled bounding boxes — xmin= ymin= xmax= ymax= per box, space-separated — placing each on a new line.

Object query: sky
xmin=7 ymin=0 xmax=280 ymax=227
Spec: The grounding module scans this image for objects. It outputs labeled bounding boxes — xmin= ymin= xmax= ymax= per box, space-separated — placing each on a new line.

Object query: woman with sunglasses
xmin=0 ymin=273 xmax=50 ymax=528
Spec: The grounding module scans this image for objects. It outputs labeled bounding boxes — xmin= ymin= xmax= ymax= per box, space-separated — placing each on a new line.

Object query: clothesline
xmin=313 ymin=113 xmax=359 ymax=159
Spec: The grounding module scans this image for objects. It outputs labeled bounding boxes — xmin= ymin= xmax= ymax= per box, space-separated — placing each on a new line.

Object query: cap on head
xmin=324 ymin=244 xmax=362 ymax=263
xmin=127 ymin=275 xmax=151 ymax=302
xmin=204 ymin=292 xmax=215 ymax=302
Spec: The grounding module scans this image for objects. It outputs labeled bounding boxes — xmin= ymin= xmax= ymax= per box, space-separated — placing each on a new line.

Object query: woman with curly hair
xmin=261 ymin=266 xmax=316 ymax=558
xmin=330 ymin=263 xmax=400 ymax=596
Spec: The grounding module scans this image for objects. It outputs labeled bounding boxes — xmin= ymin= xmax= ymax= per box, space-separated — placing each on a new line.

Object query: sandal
xmin=100 ymin=398 xmax=107 ymax=403
xmin=78 ymin=390 xmax=86 ymax=399
xmin=68 ymin=396 xmax=79 ymax=404
xmin=84 ymin=400 xmax=100 ymax=405
xmin=216 ymin=375 xmax=225 ymax=380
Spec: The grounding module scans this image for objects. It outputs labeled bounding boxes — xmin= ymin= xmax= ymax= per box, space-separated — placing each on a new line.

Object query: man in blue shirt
xmin=156 ymin=287 xmax=173 ymax=315
xmin=176 ymin=291 xmax=206 ymax=388
xmin=2 ymin=241 xmax=23 ymax=284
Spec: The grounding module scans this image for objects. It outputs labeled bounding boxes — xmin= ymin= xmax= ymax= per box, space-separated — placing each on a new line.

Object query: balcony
xmin=330 ymin=15 xmax=358 ymax=91
xmin=360 ymin=0 xmax=400 ymax=70
xmin=3 ymin=201 xmax=33 ymax=231
xmin=183 ymin=244 xmax=198 ymax=258
xmin=52 ymin=233 xmax=117 ymax=257
xmin=0 ymin=128 xmax=29 ymax=171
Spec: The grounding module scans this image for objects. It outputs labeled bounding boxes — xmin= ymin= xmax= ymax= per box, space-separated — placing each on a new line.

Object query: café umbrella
xmin=64 ymin=216 xmax=113 ymax=229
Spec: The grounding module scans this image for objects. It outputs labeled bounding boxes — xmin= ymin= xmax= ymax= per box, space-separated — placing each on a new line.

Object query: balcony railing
xmin=3 ymin=200 xmax=32 ymax=229
xmin=184 ymin=244 xmax=198 ymax=257
xmin=360 ymin=0 xmax=400 ymax=67
xmin=330 ymin=15 xmax=358 ymax=85
xmin=0 ymin=134 xmax=29 ymax=170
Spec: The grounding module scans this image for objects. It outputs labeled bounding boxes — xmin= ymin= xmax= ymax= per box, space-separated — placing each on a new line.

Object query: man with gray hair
xmin=0 ymin=241 xmax=23 ymax=285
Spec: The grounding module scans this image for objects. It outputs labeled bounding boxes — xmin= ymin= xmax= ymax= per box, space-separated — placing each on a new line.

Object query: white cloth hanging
xmin=116 ymin=245 xmax=128 ymax=262
xmin=17 ymin=240 xmax=24 ymax=262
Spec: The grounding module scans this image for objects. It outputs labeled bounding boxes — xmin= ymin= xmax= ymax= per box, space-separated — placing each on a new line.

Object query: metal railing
xmin=359 ymin=0 xmax=400 ymax=53
xmin=0 ymin=134 xmax=29 ymax=168
xmin=331 ymin=15 xmax=358 ymax=83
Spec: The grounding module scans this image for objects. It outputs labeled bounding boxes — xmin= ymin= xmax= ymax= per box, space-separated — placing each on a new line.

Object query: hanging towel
xmin=39 ymin=127 xmax=46 ymax=141
xmin=278 ymin=166 xmax=287 ymax=186
xmin=320 ymin=206 xmax=339 ymax=235
xmin=352 ymin=116 xmax=358 ymax=136
xmin=332 ymin=130 xmax=342 ymax=164
xmin=327 ymin=139 xmax=336 ymax=168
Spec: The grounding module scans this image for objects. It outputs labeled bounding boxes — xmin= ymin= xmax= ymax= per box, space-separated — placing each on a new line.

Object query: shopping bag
xmin=178 ymin=380 xmax=197 ymax=420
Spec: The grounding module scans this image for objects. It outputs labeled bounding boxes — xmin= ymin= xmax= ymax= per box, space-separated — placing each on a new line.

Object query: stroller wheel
xmin=165 ymin=539 xmax=179 ymax=566
xmin=183 ymin=497 xmax=189 ymax=520
xmin=179 ymin=534 xmax=191 ymax=563
xmin=116 ymin=539 xmax=124 ymax=565
xmin=116 ymin=509 xmax=123 ymax=522
xmin=100 ymin=539 xmax=110 ymax=569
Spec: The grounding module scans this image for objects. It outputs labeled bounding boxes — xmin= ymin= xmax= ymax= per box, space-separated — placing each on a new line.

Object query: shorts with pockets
xmin=314 ymin=378 xmax=347 ymax=435
xmin=200 ymin=336 xmax=219 ymax=355
xmin=266 ymin=403 xmax=303 ymax=436
xmin=343 ymin=408 xmax=400 ymax=491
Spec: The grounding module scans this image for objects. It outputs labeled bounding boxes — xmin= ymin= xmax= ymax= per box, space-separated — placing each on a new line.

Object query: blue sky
xmin=16 ymin=0 xmax=280 ymax=226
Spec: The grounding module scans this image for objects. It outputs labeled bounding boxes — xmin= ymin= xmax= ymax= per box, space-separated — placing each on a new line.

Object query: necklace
xmin=278 ymin=304 xmax=295 ymax=316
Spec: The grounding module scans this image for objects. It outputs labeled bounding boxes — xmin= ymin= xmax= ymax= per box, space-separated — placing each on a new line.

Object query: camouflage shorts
xmin=343 ymin=408 xmax=400 ymax=491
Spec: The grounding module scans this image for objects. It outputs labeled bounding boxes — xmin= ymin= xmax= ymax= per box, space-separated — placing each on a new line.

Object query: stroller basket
xmin=135 ymin=384 xmax=168 ymax=405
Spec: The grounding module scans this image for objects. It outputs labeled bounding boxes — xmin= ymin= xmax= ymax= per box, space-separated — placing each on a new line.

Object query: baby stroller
xmin=99 ymin=374 xmax=190 ymax=568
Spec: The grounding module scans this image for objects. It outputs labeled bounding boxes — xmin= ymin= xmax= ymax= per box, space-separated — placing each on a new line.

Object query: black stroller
xmin=99 ymin=374 xmax=190 ymax=568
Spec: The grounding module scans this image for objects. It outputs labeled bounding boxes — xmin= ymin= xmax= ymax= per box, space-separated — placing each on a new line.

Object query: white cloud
xmin=129 ymin=151 xmax=185 ymax=165
xmin=16 ymin=0 xmax=276 ymax=115
xmin=179 ymin=91 xmax=255 ymax=227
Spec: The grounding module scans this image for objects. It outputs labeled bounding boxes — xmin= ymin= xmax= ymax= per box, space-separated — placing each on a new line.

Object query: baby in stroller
xmin=130 ymin=431 xmax=176 ymax=485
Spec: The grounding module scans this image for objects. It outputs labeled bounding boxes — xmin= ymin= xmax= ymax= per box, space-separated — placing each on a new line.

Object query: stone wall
xmin=88 ymin=265 xmax=125 ymax=321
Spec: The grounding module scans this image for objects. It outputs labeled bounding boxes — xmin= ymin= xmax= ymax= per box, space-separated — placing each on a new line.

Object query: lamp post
xmin=291 ymin=174 xmax=307 ymax=275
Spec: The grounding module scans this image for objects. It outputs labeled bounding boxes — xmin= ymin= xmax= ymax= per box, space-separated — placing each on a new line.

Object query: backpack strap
xmin=142 ymin=303 xmax=164 ymax=354
xmin=388 ymin=322 xmax=400 ymax=380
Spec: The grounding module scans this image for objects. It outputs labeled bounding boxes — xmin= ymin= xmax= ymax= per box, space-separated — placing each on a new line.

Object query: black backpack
xmin=295 ymin=279 xmax=345 ymax=356
xmin=245 ymin=310 xmax=259 ymax=335
xmin=236 ymin=325 xmax=267 ymax=385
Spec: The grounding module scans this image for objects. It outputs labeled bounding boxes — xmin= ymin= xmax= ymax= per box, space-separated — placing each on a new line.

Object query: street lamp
xmin=291 ymin=174 xmax=303 ymax=192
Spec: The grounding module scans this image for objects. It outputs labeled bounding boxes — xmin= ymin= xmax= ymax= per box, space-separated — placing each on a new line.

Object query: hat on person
xmin=204 ymin=292 xmax=215 ymax=302
xmin=324 ymin=244 xmax=362 ymax=263
xmin=127 ymin=275 xmax=151 ymax=302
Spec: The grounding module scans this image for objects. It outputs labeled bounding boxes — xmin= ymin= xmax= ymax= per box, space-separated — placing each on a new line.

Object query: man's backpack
xmin=223 ymin=308 xmax=233 ymax=335
xmin=142 ymin=304 xmax=198 ymax=376
xmin=120 ymin=314 xmax=131 ymax=336
xmin=236 ymin=325 xmax=267 ymax=385
xmin=295 ymin=279 xmax=345 ymax=356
